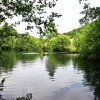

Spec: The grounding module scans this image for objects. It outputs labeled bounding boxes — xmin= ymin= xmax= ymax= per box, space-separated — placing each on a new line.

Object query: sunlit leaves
xmin=48 ymin=35 xmax=70 ymax=52
xmin=15 ymin=34 xmax=42 ymax=51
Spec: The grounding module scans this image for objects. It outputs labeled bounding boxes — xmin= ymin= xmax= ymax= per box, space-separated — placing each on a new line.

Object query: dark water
xmin=0 ymin=52 xmax=99 ymax=100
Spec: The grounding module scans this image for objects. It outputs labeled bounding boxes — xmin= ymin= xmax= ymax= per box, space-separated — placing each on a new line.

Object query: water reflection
xmin=0 ymin=78 xmax=32 ymax=100
xmin=0 ymin=51 xmax=40 ymax=74
xmin=0 ymin=78 xmax=6 ymax=99
xmin=0 ymin=93 xmax=32 ymax=100
xmin=16 ymin=93 xmax=32 ymax=100
xmin=17 ymin=53 xmax=39 ymax=62
xmin=74 ymin=57 xmax=100 ymax=100
xmin=0 ymin=78 xmax=6 ymax=90
xmin=46 ymin=54 xmax=70 ymax=79
xmin=0 ymin=51 xmax=17 ymax=73
xmin=0 ymin=52 xmax=100 ymax=100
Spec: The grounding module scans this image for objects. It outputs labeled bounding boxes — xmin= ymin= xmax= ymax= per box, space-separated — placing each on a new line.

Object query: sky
xmin=52 ymin=0 xmax=100 ymax=33
xmin=6 ymin=0 xmax=100 ymax=37
xmin=54 ymin=0 xmax=83 ymax=33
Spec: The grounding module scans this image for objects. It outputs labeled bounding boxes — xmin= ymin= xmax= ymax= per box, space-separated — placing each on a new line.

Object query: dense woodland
xmin=0 ymin=23 xmax=70 ymax=52
xmin=0 ymin=20 xmax=100 ymax=60
xmin=64 ymin=20 xmax=100 ymax=59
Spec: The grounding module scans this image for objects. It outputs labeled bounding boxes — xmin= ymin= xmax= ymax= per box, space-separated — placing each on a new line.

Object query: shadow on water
xmin=45 ymin=54 xmax=70 ymax=79
xmin=73 ymin=57 xmax=100 ymax=100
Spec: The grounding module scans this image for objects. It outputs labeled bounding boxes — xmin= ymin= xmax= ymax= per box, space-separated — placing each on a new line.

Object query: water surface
xmin=0 ymin=52 xmax=99 ymax=100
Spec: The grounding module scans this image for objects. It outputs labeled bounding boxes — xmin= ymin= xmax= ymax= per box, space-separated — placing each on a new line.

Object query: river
xmin=0 ymin=51 xmax=99 ymax=100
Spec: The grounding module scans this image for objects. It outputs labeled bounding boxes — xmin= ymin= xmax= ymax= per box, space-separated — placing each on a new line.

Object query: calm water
xmin=0 ymin=52 xmax=99 ymax=100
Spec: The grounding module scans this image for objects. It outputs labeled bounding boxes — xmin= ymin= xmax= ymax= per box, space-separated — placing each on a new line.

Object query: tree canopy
xmin=0 ymin=0 xmax=61 ymax=35
xmin=79 ymin=0 xmax=100 ymax=24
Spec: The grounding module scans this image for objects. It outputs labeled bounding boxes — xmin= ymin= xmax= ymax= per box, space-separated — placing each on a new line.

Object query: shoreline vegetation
xmin=0 ymin=20 xmax=100 ymax=60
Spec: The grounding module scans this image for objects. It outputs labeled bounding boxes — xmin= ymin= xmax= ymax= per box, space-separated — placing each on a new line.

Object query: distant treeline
xmin=0 ymin=23 xmax=71 ymax=52
xmin=0 ymin=20 xmax=100 ymax=60
xmin=0 ymin=23 xmax=42 ymax=52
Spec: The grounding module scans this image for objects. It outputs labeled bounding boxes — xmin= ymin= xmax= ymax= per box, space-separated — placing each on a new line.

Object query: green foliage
xmin=74 ymin=20 xmax=100 ymax=59
xmin=63 ymin=29 xmax=78 ymax=38
xmin=0 ymin=23 xmax=18 ymax=37
xmin=1 ymin=36 xmax=17 ymax=50
xmin=47 ymin=35 xmax=70 ymax=52
xmin=0 ymin=0 xmax=61 ymax=35
xmin=43 ymin=18 xmax=58 ymax=38
xmin=0 ymin=24 xmax=72 ymax=52
xmin=68 ymin=39 xmax=77 ymax=52
xmin=64 ymin=19 xmax=100 ymax=59
xmin=0 ymin=23 xmax=18 ymax=50
xmin=16 ymin=34 xmax=42 ymax=51
xmin=0 ymin=24 xmax=42 ymax=52
xmin=79 ymin=1 xmax=100 ymax=24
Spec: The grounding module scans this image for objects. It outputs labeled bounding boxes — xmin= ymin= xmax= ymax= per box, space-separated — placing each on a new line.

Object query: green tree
xmin=48 ymin=35 xmax=70 ymax=52
xmin=0 ymin=24 xmax=43 ymax=51
xmin=74 ymin=20 xmax=100 ymax=59
xmin=1 ymin=36 xmax=17 ymax=50
xmin=15 ymin=33 xmax=42 ymax=51
xmin=0 ymin=24 xmax=18 ymax=50
xmin=0 ymin=23 xmax=18 ymax=37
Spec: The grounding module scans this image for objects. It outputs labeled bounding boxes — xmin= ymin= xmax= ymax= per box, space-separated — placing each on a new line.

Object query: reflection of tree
xmin=0 ymin=77 xmax=32 ymax=100
xmin=46 ymin=59 xmax=57 ymax=78
xmin=0 ymin=52 xmax=40 ymax=74
xmin=46 ymin=54 xmax=70 ymax=79
xmin=0 ymin=78 xmax=6 ymax=99
xmin=16 ymin=93 xmax=32 ymax=100
xmin=0 ymin=93 xmax=32 ymax=100
xmin=16 ymin=53 xmax=40 ymax=62
xmin=74 ymin=57 xmax=100 ymax=100
xmin=0 ymin=78 xmax=6 ymax=90
xmin=0 ymin=51 xmax=17 ymax=73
